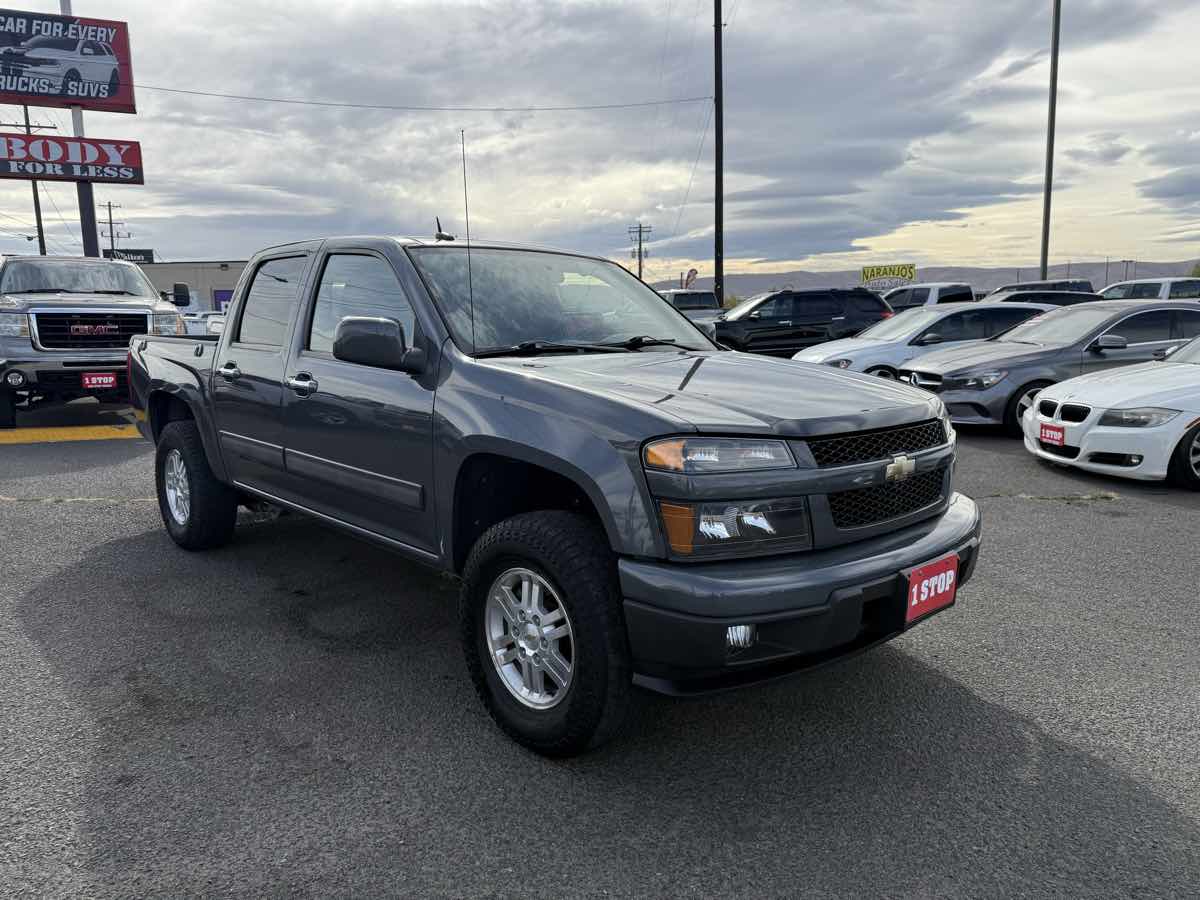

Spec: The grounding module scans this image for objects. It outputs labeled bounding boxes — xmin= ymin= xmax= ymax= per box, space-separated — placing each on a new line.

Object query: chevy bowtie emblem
xmin=885 ymin=454 xmax=916 ymax=482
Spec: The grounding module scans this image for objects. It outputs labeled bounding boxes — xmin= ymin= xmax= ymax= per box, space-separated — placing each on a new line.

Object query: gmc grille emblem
xmin=70 ymin=324 xmax=120 ymax=336
xmin=885 ymin=454 xmax=916 ymax=482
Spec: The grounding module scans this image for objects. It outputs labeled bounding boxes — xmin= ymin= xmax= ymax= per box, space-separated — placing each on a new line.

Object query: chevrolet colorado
xmin=129 ymin=236 xmax=982 ymax=755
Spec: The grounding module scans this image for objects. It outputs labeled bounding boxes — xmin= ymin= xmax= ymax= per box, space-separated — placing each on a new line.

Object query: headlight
xmin=644 ymin=437 xmax=795 ymax=474
xmin=1097 ymin=407 xmax=1180 ymax=428
xmin=825 ymin=358 xmax=853 ymax=369
xmin=659 ymin=498 xmax=812 ymax=559
xmin=151 ymin=312 xmax=185 ymax=336
xmin=0 ymin=312 xmax=30 ymax=337
xmin=949 ymin=370 xmax=1007 ymax=390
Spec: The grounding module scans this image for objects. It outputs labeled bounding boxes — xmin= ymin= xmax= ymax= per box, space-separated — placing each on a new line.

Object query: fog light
xmin=1130 ymin=455 xmax=1143 ymax=466
xmin=726 ymin=624 xmax=756 ymax=650
xmin=4 ymin=370 xmax=26 ymax=387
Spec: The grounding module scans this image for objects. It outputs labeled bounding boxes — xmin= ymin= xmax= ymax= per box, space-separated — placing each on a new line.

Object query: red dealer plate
xmin=81 ymin=372 xmax=118 ymax=390
xmin=1040 ymin=423 xmax=1065 ymax=446
xmin=905 ymin=554 xmax=959 ymax=625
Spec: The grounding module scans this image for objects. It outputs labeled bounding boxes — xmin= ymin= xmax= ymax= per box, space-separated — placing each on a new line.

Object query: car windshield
xmin=994 ymin=305 xmax=1115 ymax=345
xmin=407 ymin=247 xmax=711 ymax=354
xmin=722 ymin=293 xmax=775 ymax=320
xmin=0 ymin=259 xmax=157 ymax=297
xmin=1170 ymin=336 xmax=1200 ymax=365
xmin=856 ymin=307 xmax=945 ymax=340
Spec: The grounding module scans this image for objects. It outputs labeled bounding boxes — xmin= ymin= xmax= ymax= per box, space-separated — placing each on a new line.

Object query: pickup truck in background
xmin=0 ymin=255 xmax=189 ymax=428
xmin=129 ymin=236 xmax=982 ymax=756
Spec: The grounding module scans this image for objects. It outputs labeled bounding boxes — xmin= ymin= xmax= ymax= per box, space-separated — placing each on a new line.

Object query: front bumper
xmin=0 ymin=353 xmax=128 ymax=401
xmin=937 ymin=385 xmax=1010 ymax=425
xmin=1021 ymin=406 xmax=1185 ymax=481
xmin=620 ymin=493 xmax=982 ymax=694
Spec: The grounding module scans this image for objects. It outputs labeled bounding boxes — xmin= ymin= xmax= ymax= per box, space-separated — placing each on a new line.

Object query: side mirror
xmin=1091 ymin=333 xmax=1127 ymax=352
xmin=748 ymin=310 xmax=762 ymax=320
xmin=332 ymin=316 xmax=424 ymax=373
xmin=917 ymin=333 xmax=943 ymax=346
xmin=171 ymin=282 xmax=191 ymax=306
xmin=1154 ymin=345 xmax=1179 ymax=361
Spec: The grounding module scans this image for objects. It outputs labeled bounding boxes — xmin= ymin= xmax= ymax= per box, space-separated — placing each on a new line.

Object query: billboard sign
xmin=103 ymin=248 xmax=153 ymax=263
xmin=0 ymin=9 xmax=135 ymax=113
xmin=861 ymin=263 xmax=916 ymax=292
xmin=0 ymin=133 xmax=143 ymax=184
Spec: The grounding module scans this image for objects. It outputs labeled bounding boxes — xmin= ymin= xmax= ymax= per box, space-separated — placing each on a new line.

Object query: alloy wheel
xmin=1190 ymin=431 xmax=1200 ymax=479
xmin=1016 ymin=387 xmax=1041 ymax=420
xmin=484 ymin=567 xmax=575 ymax=709
xmin=163 ymin=448 xmax=190 ymax=525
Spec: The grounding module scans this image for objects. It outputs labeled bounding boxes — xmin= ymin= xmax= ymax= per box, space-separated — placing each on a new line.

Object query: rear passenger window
xmin=909 ymin=288 xmax=930 ymax=305
xmin=923 ymin=311 xmax=986 ymax=342
xmin=308 ymin=254 xmax=416 ymax=353
xmin=1174 ymin=310 xmax=1200 ymax=339
xmin=1169 ymin=281 xmax=1200 ymax=299
xmin=794 ymin=292 xmax=840 ymax=317
xmin=236 ymin=256 xmax=307 ymax=347
xmin=886 ymin=289 xmax=911 ymax=308
xmin=1128 ymin=282 xmax=1163 ymax=299
xmin=1107 ymin=310 xmax=1172 ymax=344
xmin=937 ymin=287 xmax=972 ymax=303
xmin=845 ymin=293 xmax=885 ymax=315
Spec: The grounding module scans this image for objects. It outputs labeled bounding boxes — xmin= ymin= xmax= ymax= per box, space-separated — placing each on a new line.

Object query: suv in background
xmin=989 ymin=290 xmax=1102 ymax=307
xmin=714 ymin=287 xmax=892 ymax=355
xmin=883 ymin=283 xmax=975 ymax=311
xmin=659 ymin=288 xmax=722 ymax=323
xmin=990 ymin=278 xmax=1094 ymax=295
xmin=1099 ymin=278 xmax=1200 ymax=301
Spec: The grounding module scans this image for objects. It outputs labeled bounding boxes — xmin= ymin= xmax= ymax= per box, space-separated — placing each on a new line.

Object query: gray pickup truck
xmin=0 ymin=254 xmax=189 ymax=427
xmin=129 ymin=236 xmax=982 ymax=755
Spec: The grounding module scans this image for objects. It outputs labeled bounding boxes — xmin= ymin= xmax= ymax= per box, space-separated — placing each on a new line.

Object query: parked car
xmin=659 ymin=289 xmax=721 ymax=323
xmin=1021 ymin=337 xmax=1200 ymax=488
xmin=881 ymin=283 xmax=975 ymax=311
xmin=989 ymin=278 xmax=1094 ymax=294
xmin=713 ymin=287 xmax=893 ymax=355
xmin=898 ymin=301 xmax=1200 ymax=433
xmin=988 ymin=289 xmax=1103 ymax=307
xmin=128 ymin=236 xmax=981 ymax=756
xmin=0 ymin=255 xmax=188 ymax=428
xmin=0 ymin=35 xmax=121 ymax=100
xmin=793 ymin=302 xmax=1051 ymax=378
xmin=1098 ymin=278 xmax=1200 ymax=301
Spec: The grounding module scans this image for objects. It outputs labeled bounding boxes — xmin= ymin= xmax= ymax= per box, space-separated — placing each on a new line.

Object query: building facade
xmin=140 ymin=260 xmax=248 ymax=312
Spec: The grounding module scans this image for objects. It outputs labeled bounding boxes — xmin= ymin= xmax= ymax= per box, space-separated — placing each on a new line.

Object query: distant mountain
xmin=654 ymin=259 xmax=1200 ymax=299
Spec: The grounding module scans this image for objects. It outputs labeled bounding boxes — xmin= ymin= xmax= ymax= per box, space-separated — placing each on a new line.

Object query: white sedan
xmin=1021 ymin=337 xmax=1200 ymax=488
xmin=792 ymin=301 xmax=1050 ymax=379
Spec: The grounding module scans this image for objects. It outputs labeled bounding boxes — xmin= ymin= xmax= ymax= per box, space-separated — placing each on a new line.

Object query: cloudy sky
xmin=0 ymin=0 xmax=1197 ymax=280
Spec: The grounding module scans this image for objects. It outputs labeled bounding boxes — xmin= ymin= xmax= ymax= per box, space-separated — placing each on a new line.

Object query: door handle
xmin=286 ymin=373 xmax=318 ymax=396
xmin=831 ymin=316 xmax=846 ymax=321
xmin=779 ymin=320 xmax=792 ymax=326
xmin=217 ymin=362 xmax=241 ymax=381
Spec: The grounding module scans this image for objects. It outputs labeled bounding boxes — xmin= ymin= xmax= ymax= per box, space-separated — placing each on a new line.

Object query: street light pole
xmin=1039 ymin=0 xmax=1062 ymax=280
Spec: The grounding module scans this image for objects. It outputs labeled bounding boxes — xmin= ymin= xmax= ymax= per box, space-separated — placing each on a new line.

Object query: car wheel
xmin=0 ymin=391 xmax=15 ymax=429
xmin=155 ymin=420 xmax=238 ymax=550
xmin=865 ymin=366 xmax=897 ymax=379
xmin=1004 ymin=380 xmax=1052 ymax=436
xmin=460 ymin=510 xmax=631 ymax=757
xmin=61 ymin=69 xmax=80 ymax=96
xmin=1169 ymin=422 xmax=1200 ymax=490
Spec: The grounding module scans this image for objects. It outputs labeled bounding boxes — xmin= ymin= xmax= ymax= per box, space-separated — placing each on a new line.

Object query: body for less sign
xmin=0 ymin=9 xmax=135 ymax=113
xmin=0 ymin=133 xmax=142 ymax=184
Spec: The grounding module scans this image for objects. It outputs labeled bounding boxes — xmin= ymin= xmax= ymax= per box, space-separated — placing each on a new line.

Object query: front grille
xmin=828 ymin=466 xmax=947 ymax=530
xmin=1039 ymin=441 xmax=1079 ymax=459
xmin=1060 ymin=403 xmax=1091 ymax=423
xmin=1038 ymin=399 xmax=1058 ymax=418
xmin=33 ymin=312 xmax=148 ymax=350
xmin=900 ymin=370 xmax=943 ymax=393
xmin=807 ymin=419 xmax=947 ymax=468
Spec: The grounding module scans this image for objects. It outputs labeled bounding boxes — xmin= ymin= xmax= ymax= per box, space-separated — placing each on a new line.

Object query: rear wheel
xmin=155 ymin=420 xmax=238 ymax=550
xmin=1169 ymin=422 xmax=1200 ymax=490
xmin=460 ymin=511 xmax=631 ymax=756
xmin=1004 ymin=380 xmax=1052 ymax=436
xmin=0 ymin=391 xmax=14 ymax=429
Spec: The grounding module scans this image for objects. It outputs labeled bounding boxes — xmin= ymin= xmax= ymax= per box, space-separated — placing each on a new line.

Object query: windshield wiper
xmin=603 ymin=335 xmax=695 ymax=351
xmin=92 ymin=289 xmax=138 ymax=295
xmin=473 ymin=340 xmax=630 ymax=359
xmin=13 ymin=288 xmax=76 ymax=293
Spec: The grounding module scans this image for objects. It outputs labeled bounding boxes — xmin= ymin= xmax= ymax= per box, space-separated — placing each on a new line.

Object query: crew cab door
xmin=279 ymin=246 xmax=438 ymax=557
xmin=211 ymin=252 xmax=313 ymax=496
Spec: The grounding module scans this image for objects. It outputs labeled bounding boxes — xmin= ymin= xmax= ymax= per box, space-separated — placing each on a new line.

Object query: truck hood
xmin=1045 ymin=361 xmax=1200 ymax=412
xmin=0 ymin=291 xmax=170 ymax=312
xmin=482 ymin=350 xmax=942 ymax=436
xmin=906 ymin=340 xmax=1058 ymax=375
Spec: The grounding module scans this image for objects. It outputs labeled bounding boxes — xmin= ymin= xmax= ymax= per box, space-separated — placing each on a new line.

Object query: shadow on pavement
xmin=16 ymin=516 xmax=1200 ymax=896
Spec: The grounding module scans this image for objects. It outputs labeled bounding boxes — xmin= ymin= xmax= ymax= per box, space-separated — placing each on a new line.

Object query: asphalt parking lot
xmin=3 ymin=402 xmax=1199 ymax=897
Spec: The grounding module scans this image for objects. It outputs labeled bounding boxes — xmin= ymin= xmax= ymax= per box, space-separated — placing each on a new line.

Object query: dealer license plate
xmin=81 ymin=372 xmax=118 ymax=390
xmin=1039 ymin=423 xmax=1065 ymax=446
xmin=905 ymin=554 xmax=959 ymax=625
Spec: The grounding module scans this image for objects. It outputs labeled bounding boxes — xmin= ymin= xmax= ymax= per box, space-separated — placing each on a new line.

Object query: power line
xmin=132 ymin=83 xmax=712 ymax=113
xmin=671 ymin=100 xmax=714 ymax=240
xmin=38 ymin=182 xmax=81 ymax=253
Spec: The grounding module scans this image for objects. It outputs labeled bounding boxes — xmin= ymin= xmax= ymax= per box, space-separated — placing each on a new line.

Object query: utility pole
xmin=0 ymin=107 xmax=55 ymax=255
xmin=1039 ymin=0 xmax=1062 ymax=280
xmin=60 ymin=0 xmax=99 ymax=257
xmin=713 ymin=0 xmax=725 ymax=307
xmin=627 ymin=223 xmax=652 ymax=280
xmin=98 ymin=201 xmax=127 ymax=253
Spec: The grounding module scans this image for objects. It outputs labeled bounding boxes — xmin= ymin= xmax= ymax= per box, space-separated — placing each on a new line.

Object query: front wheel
xmin=155 ymin=420 xmax=238 ymax=550
xmin=460 ymin=511 xmax=631 ymax=756
xmin=1169 ymin=422 xmax=1200 ymax=490
xmin=1004 ymin=380 xmax=1052 ymax=436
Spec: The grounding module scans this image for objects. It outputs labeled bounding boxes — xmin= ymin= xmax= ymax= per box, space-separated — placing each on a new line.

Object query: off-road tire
xmin=0 ymin=391 xmax=14 ymax=429
xmin=460 ymin=511 xmax=632 ymax=757
xmin=155 ymin=420 xmax=238 ymax=550
xmin=1004 ymin=380 xmax=1053 ymax=436
xmin=1169 ymin=421 xmax=1200 ymax=491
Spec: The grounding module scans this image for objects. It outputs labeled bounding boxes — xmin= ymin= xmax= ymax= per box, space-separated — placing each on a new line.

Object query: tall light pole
xmin=713 ymin=0 xmax=724 ymax=306
xmin=1039 ymin=0 xmax=1062 ymax=280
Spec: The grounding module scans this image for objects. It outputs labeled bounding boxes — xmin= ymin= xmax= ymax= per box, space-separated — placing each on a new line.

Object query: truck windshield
xmin=408 ymin=247 xmax=711 ymax=355
xmin=0 ymin=259 xmax=157 ymax=297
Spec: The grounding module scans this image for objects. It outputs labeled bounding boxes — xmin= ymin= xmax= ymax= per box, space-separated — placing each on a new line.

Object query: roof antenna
xmin=461 ymin=129 xmax=476 ymax=354
xmin=434 ymin=217 xmax=455 ymax=241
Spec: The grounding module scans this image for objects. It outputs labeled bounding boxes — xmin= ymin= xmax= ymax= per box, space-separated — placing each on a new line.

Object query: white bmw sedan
xmin=792 ymin=302 xmax=1050 ymax=379
xmin=1021 ymin=337 xmax=1200 ymax=488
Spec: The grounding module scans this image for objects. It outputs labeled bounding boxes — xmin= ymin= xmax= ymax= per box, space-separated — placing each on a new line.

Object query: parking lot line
xmin=0 ymin=424 xmax=142 ymax=445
